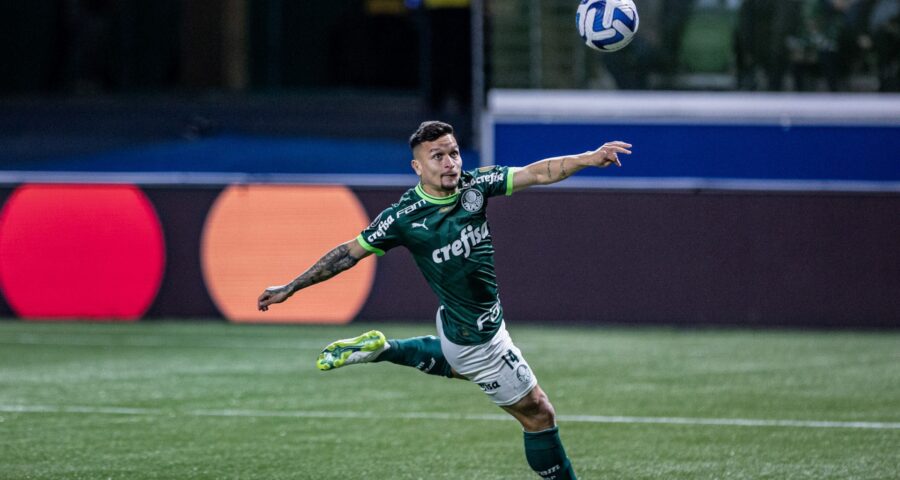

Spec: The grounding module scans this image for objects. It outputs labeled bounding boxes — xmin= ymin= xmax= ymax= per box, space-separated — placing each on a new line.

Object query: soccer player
xmin=257 ymin=121 xmax=631 ymax=479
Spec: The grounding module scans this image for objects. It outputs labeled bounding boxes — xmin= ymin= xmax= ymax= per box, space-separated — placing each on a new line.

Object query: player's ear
xmin=411 ymin=158 xmax=421 ymax=176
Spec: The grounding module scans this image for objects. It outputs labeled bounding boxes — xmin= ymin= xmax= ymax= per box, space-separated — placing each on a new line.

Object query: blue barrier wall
xmin=485 ymin=91 xmax=900 ymax=189
xmin=493 ymin=123 xmax=900 ymax=182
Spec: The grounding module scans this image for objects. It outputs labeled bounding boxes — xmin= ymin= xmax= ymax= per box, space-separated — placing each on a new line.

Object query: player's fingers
xmin=257 ymin=292 xmax=271 ymax=308
xmin=599 ymin=149 xmax=627 ymax=167
xmin=601 ymin=145 xmax=631 ymax=156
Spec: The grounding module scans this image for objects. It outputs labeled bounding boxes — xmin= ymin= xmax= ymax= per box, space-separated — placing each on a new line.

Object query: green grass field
xmin=1 ymin=321 xmax=898 ymax=479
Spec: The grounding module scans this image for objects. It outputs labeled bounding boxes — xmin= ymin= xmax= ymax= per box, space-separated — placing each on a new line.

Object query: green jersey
xmin=357 ymin=166 xmax=517 ymax=346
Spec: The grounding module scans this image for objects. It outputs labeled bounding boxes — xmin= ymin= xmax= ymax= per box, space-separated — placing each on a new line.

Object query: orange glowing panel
xmin=201 ymin=185 xmax=375 ymax=324
xmin=0 ymin=184 xmax=165 ymax=320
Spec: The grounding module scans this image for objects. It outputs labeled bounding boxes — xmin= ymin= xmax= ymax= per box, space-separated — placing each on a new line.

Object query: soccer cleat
xmin=316 ymin=330 xmax=389 ymax=371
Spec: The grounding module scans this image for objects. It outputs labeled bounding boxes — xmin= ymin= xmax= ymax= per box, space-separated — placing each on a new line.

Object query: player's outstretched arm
xmin=512 ymin=141 xmax=632 ymax=193
xmin=257 ymin=239 xmax=371 ymax=311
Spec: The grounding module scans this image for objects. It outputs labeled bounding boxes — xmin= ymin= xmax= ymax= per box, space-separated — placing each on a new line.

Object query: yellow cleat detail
xmin=315 ymin=330 xmax=388 ymax=371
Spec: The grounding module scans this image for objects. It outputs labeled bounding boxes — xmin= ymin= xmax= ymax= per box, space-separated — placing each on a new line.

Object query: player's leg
xmin=502 ymin=385 xmax=577 ymax=480
xmin=316 ymin=329 xmax=458 ymax=379
xmin=437 ymin=320 xmax=577 ymax=479
xmin=369 ymin=306 xmax=465 ymax=378
xmin=373 ymin=334 xmax=456 ymax=378
xmin=501 ymin=384 xmax=554 ymax=431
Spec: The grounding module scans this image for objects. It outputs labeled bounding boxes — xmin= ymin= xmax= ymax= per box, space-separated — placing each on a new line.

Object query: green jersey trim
xmin=505 ymin=167 xmax=519 ymax=196
xmin=356 ymin=234 xmax=385 ymax=256
xmin=415 ymin=184 xmax=459 ymax=205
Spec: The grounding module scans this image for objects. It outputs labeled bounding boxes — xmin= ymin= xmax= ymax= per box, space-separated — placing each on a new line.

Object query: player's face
xmin=412 ymin=134 xmax=462 ymax=195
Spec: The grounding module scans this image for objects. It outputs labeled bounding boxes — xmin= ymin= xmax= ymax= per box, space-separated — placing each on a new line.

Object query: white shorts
xmin=436 ymin=307 xmax=538 ymax=406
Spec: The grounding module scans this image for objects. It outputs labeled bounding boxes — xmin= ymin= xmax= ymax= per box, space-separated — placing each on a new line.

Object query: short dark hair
xmin=409 ymin=120 xmax=454 ymax=150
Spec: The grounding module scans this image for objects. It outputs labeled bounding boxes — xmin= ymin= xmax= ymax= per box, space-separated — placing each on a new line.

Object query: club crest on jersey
xmin=461 ymin=189 xmax=483 ymax=213
xmin=516 ymin=365 xmax=532 ymax=384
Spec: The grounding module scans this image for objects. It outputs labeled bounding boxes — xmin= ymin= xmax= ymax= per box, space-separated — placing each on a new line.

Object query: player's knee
xmin=533 ymin=397 xmax=557 ymax=431
xmin=520 ymin=389 xmax=556 ymax=431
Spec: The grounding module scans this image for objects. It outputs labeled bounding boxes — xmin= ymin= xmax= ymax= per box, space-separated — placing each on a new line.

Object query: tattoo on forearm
xmin=290 ymin=244 xmax=359 ymax=292
xmin=561 ymin=158 xmax=569 ymax=179
xmin=547 ymin=160 xmax=553 ymax=180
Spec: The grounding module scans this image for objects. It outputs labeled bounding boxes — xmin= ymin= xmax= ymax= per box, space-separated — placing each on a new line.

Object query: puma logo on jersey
xmin=412 ymin=218 xmax=428 ymax=230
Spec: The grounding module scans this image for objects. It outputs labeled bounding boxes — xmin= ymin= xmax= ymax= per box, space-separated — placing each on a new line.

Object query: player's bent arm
xmin=257 ymin=239 xmax=372 ymax=311
xmin=512 ymin=141 xmax=632 ymax=193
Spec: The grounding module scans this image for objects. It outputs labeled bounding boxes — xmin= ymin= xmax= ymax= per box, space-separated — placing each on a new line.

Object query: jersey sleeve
xmin=469 ymin=165 xmax=518 ymax=198
xmin=356 ymin=207 xmax=402 ymax=256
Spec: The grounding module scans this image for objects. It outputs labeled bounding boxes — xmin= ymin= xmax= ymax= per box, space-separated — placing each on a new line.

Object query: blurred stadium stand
xmin=2 ymin=1 xmax=897 ymax=173
xmin=0 ymin=93 xmax=448 ymax=176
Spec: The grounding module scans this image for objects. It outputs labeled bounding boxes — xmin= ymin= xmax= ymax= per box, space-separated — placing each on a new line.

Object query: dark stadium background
xmin=1 ymin=1 xmax=898 ymax=327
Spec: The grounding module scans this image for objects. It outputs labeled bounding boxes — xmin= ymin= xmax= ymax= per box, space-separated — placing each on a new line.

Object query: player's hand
xmin=257 ymin=285 xmax=292 ymax=311
xmin=586 ymin=141 xmax=631 ymax=168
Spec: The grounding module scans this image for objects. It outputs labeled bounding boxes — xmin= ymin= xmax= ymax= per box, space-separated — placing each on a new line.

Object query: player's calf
xmin=374 ymin=335 xmax=454 ymax=378
xmin=524 ymin=426 xmax=577 ymax=480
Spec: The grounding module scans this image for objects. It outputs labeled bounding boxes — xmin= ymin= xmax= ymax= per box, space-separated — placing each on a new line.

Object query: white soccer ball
xmin=576 ymin=0 xmax=640 ymax=52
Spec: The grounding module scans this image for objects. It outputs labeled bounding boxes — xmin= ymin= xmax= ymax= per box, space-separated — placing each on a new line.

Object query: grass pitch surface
xmin=0 ymin=321 xmax=898 ymax=479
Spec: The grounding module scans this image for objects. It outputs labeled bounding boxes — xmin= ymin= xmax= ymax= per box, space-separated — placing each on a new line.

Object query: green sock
xmin=374 ymin=335 xmax=454 ymax=378
xmin=523 ymin=426 xmax=577 ymax=479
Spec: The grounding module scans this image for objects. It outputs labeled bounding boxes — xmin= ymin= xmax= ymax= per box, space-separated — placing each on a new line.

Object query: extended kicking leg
xmin=317 ymin=330 xmax=456 ymax=379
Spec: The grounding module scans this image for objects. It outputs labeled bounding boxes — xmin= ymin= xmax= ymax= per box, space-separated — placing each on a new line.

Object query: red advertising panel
xmin=0 ymin=184 xmax=164 ymax=320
